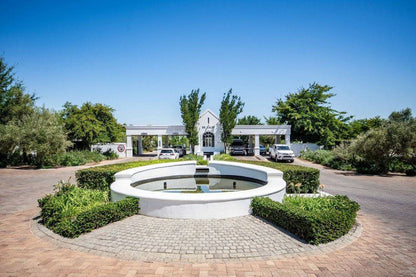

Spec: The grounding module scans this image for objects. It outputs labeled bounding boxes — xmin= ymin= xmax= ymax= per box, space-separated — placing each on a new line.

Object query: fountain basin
xmin=110 ymin=161 xmax=286 ymax=219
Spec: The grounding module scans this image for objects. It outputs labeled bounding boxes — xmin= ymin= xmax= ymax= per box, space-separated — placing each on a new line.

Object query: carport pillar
xmin=126 ymin=135 xmax=133 ymax=157
xmin=164 ymin=135 xmax=169 ymax=147
xmin=254 ymin=135 xmax=260 ymax=156
xmin=285 ymin=133 xmax=291 ymax=145
xmin=248 ymin=136 xmax=253 ymax=154
xmin=137 ymin=136 xmax=143 ymax=155
xmin=157 ymin=135 xmax=163 ymax=152
xmin=276 ymin=135 xmax=281 ymax=144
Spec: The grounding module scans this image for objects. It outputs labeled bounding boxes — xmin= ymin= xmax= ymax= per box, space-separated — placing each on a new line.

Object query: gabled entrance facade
xmin=125 ymin=110 xmax=291 ymax=157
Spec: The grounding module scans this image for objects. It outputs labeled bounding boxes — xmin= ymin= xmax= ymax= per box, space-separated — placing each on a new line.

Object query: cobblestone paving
xmin=33 ymin=213 xmax=360 ymax=263
xmin=1 ymin=157 xmax=416 ymax=276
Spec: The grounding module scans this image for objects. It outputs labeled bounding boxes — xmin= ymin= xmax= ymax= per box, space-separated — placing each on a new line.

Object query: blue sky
xmin=1 ymin=0 xmax=415 ymax=125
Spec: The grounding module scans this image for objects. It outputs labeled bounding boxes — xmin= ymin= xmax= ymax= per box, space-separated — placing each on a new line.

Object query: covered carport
xmin=231 ymin=125 xmax=291 ymax=156
xmin=125 ymin=125 xmax=187 ymax=157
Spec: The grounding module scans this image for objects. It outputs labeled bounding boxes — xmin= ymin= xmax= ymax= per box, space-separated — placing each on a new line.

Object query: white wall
xmin=91 ymin=143 xmax=127 ymax=158
xmin=291 ymin=143 xmax=323 ymax=157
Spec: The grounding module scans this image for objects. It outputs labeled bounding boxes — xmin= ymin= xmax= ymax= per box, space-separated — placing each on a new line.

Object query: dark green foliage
xmin=251 ymin=196 xmax=360 ymax=245
xmin=41 ymin=150 xmax=117 ymax=167
xmin=0 ymin=56 xmax=37 ymax=124
xmin=219 ymin=89 xmax=244 ymax=152
xmin=241 ymin=161 xmax=320 ymax=193
xmin=38 ymin=187 xmax=139 ymax=238
xmin=60 ymin=101 xmax=125 ymax=149
xmin=179 ymin=89 xmax=206 ymax=153
xmin=102 ymin=149 xmax=119 ymax=160
xmin=38 ymin=180 xmax=139 ymax=238
xmin=237 ymin=115 xmax=262 ymax=125
xmin=212 ymin=155 xmax=320 ymax=193
xmin=76 ymin=159 xmax=178 ymax=191
xmin=272 ymin=83 xmax=352 ymax=148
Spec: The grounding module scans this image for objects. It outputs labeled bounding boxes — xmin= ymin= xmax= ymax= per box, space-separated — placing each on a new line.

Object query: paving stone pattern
xmin=33 ymin=213 xmax=361 ymax=263
xmin=1 ymin=157 xmax=416 ymax=276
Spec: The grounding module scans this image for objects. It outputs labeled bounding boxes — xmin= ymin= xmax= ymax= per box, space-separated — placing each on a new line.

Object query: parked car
xmin=269 ymin=144 xmax=295 ymax=162
xmin=230 ymin=139 xmax=246 ymax=155
xmin=158 ymin=148 xmax=180 ymax=160
xmin=172 ymin=145 xmax=186 ymax=157
xmin=259 ymin=145 xmax=267 ymax=155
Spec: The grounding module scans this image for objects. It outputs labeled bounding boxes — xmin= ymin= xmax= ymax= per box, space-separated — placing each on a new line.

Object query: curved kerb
xmin=110 ymin=161 xmax=286 ymax=219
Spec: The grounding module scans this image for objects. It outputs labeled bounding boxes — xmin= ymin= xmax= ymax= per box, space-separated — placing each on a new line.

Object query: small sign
xmin=117 ymin=144 xmax=126 ymax=152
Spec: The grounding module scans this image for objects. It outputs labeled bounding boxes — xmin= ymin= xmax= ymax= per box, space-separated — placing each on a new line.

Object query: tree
xmin=237 ymin=115 xmax=262 ymax=125
xmin=348 ymin=116 xmax=385 ymax=138
xmin=219 ymin=89 xmax=244 ymax=153
xmin=0 ymin=56 xmax=37 ymax=124
xmin=179 ymin=89 xmax=206 ymax=153
xmin=0 ymin=107 xmax=71 ymax=167
xmin=60 ymin=102 xmax=125 ymax=149
xmin=349 ymin=109 xmax=416 ymax=175
xmin=272 ymin=83 xmax=351 ymax=148
xmin=389 ymin=108 xmax=413 ymax=123
xmin=264 ymin=116 xmax=281 ymax=125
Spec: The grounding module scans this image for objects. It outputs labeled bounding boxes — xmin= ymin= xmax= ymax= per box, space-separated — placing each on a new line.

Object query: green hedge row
xmin=76 ymin=159 xmax=177 ymax=191
xmin=241 ymin=161 xmax=320 ymax=193
xmin=38 ymin=189 xmax=139 ymax=238
xmin=76 ymin=158 xmax=320 ymax=194
xmin=251 ymin=196 xmax=360 ymax=245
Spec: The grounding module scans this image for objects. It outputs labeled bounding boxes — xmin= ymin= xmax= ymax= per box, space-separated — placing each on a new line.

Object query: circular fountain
xmin=110 ymin=161 xmax=286 ymax=219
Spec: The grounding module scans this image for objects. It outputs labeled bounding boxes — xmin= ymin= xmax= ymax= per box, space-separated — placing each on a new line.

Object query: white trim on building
xmin=125 ymin=110 xmax=291 ymax=157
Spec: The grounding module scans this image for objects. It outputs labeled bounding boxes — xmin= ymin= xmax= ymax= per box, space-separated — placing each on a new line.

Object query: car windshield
xmin=231 ymin=141 xmax=244 ymax=146
xmin=161 ymin=150 xmax=173 ymax=154
xmin=277 ymin=146 xmax=290 ymax=150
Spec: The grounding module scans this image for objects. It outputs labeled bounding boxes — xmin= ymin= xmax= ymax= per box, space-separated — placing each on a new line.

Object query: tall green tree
xmin=60 ymin=102 xmax=125 ymax=149
xmin=272 ymin=83 xmax=351 ymax=148
xmin=219 ymin=89 xmax=244 ymax=153
xmin=0 ymin=56 xmax=37 ymax=124
xmin=0 ymin=107 xmax=71 ymax=167
xmin=237 ymin=115 xmax=263 ymax=125
xmin=179 ymin=89 xmax=206 ymax=153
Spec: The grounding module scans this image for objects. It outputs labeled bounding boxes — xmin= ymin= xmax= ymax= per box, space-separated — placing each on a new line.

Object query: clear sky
xmin=1 ymin=0 xmax=415 ymax=125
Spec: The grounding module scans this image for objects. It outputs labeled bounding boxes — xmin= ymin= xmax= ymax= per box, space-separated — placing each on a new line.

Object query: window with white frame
xmin=203 ymin=132 xmax=214 ymax=147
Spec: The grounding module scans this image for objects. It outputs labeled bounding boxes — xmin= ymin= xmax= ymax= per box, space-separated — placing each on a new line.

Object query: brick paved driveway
xmin=1 ymin=157 xmax=415 ymax=276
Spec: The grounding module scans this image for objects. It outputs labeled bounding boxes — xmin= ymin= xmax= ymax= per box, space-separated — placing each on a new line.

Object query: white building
xmin=125 ymin=109 xmax=291 ymax=157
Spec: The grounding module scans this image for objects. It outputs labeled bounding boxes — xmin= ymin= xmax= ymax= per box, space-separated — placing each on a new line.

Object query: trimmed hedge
xmin=76 ymin=159 xmax=177 ymax=191
xmin=251 ymin=196 xmax=360 ymax=245
xmin=241 ymin=161 xmax=320 ymax=193
xmin=38 ymin=188 xmax=139 ymax=238
xmin=77 ymin=158 xmax=320 ymax=194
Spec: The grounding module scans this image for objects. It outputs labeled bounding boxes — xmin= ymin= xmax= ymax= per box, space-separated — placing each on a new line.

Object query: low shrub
xmin=300 ymin=150 xmax=333 ymax=165
xmin=251 ymin=195 xmax=360 ymax=245
xmin=38 ymin=181 xmax=139 ymax=238
xmin=213 ymin=154 xmax=237 ymax=161
xmin=180 ymin=154 xmax=208 ymax=165
xmin=241 ymin=161 xmax=320 ymax=193
xmin=103 ymin=149 xmax=119 ymax=160
xmin=76 ymin=159 xmax=177 ymax=191
xmin=41 ymin=150 xmax=117 ymax=167
xmin=301 ymin=149 xmax=354 ymax=171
